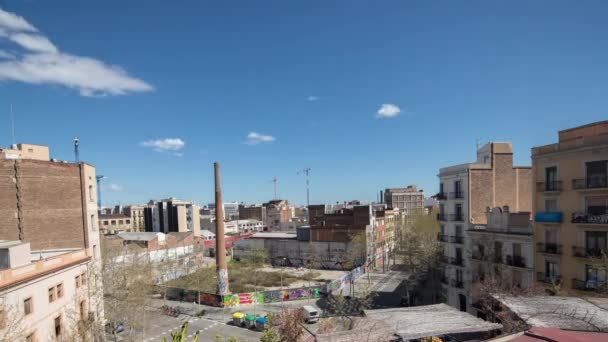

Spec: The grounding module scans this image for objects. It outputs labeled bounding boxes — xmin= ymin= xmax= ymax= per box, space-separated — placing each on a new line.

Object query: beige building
xmin=99 ymin=214 xmax=131 ymax=233
xmin=0 ymin=144 xmax=103 ymax=341
xmin=438 ymin=142 xmax=531 ymax=313
xmin=124 ymin=205 xmax=145 ymax=232
xmin=0 ymin=143 xmax=49 ymax=161
xmin=264 ymin=200 xmax=293 ymax=231
xmin=532 ymin=121 xmax=608 ymax=293
xmin=384 ymin=185 xmax=425 ymax=215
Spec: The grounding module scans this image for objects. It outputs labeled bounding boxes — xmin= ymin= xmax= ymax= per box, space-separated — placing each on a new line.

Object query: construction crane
xmin=96 ymin=175 xmax=106 ymax=210
xmin=298 ymin=168 xmax=312 ymax=206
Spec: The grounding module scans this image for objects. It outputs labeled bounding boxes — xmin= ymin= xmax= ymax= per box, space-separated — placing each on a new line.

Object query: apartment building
xmin=238 ymin=204 xmax=266 ymax=222
xmin=0 ymin=145 xmax=103 ymax=341
xmin=144 ymin=198 xmax=201 ymax=236
xmin=468 ymin=207 xmax=534 ymax=302
xmin=264 ymin=199 xmax=293 ymax=231
xmin=223 ymin=202 xmax=240 ymax=221
xmin=0 ymin=143 xmax=49 ymax=161
xmin=437 ymin=142 xmax=531 ymax=313
xmin=384 ymin=185 xmax=425 ymax=215
xmin=532 ymin=121 xmax=608 ymax=294
xmin=99 ymin=214 xmax=131 ymax=233
xmin=123 ymin=205 xmax=145 ymax=232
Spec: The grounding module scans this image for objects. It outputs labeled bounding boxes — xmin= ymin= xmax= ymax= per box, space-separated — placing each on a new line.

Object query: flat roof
xmin=497 ymin=296 xmax=608 ymax=331
xmin=250 ymin=232 xmax=297 ymax=239
xmin=117 ymin=232 xmax=163 ymax=241
xmin=0 ymin=240 xmax=27 ymax=249
xmin=364 ymin=304 xmax=502 ymax=340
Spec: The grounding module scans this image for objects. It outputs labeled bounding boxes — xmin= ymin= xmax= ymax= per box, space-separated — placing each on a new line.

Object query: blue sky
xmin=1 ymin=1 xmax=608 ymax=207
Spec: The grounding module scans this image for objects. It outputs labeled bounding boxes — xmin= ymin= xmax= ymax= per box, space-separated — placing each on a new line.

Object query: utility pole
xmin=73 ymin=136 xmax=80 ymax=163
xmin=215 ymin=162 xmax=230 ymax=295
xmin=298 ymin=168 xmax=312 ymax=206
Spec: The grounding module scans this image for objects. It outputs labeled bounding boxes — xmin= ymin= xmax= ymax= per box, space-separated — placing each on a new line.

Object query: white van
xmin=302 ymin=305 xmax=319 ymax=323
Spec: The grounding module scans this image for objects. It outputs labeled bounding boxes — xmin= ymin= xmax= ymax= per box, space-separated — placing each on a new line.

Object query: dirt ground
xmin=256 ymin=267 xmax=348 ymax=290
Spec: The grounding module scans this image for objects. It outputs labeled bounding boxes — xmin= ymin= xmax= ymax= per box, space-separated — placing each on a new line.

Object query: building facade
xmin=0 ymin=143 xmax=49 ymax=161
xmin=99 ymin=214 xmax=131 ymax=233
xmin=437 ymin=142 xmax=531 ymax=313
xmin=264 ymin=200 xmax=293 ymax=231
xmin=384 ymin=185 xmax=425 ymax=215
xmin=238 ymin=204 xmax=266 ymax=222
xmin=532 ymin=121 xmax=608 ymax=294
xmin=123 ymin=205 xmax=145 ymax=232
xmin=0 ymin=145 xmax=103 ymax=341
xmin=143 ymin=198 xmax=201 ymax=236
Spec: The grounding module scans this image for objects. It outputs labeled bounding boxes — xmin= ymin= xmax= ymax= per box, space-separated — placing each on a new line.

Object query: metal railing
xmin=448 ymin=191 xmax=464 ymax=199
xmin=536 ymin=242 xmax=562 ymax=254
xmin=450 ymin=235 xmax=464 ymax=244
xmin=436 ymin=213 xmax=447 ymax=221
xmin=536 ymin=181 xmax=562 ymax=192
xmin=449 ymin=257 xmax=464 ymax=266
xmin=436 ymin=192 xmax=447 ymax=200
xmin=536 ymin=272 xmax=561 ymax=284
xmin=505 ymin=255 xmax=527 ymax=268
xmin=449 ymin=214 xmax=464 ymax=222
xmin=572 ymin=278 xmax=607 ymax=292
xmin=572 ymin=246 xmax=605 ymax=258
xmin=572 ymin=177 xmax=608 ymax=190
xmin=571 ymin=212 xmax=608 ymax=225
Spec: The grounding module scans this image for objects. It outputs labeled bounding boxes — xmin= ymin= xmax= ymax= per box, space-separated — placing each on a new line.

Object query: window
xmin=26 ymin=333 xmax=35 ymax=342
xmin=111 ymin=220 xmax=116 ymax=225
xmin=54 ymin=316 xmax=62 ymax=337
xmin=586 ymin=264 xmax=607 ymax=288
xmin=56 ymin=283 xmax=63 ymax=298
xmin=545 ymin=229 xmax=558 ymax=244
xmin=586 ymin=160 xmax=608 ymax=188
xmin=91 ymin=214 xmax=96 ymax=231
xmin=24 ymin=297 xmax=33 ymax=315
xmin=455 ymin=225 xmax=463 ymax=237
xmin=454 ymin=180 xmax=462 ymax=196
xmin=79 ymin=300 xmax=87 ymax=320
xmin=88 ymin=185 xmax=93 ymax=202
xmin=81 ymin=272 xmax=87 ymax=286
xmin=545 ymin=166 xmax=558 ymax=189
xmin=126 ymin=220 xmax=130 ymax=224
xmin=75 ymin=275 xmax=80 ymax=288
xmin=118 ymin=220 xmax=123 ymax=224
xmin=27 ymin=148 xmax=33 ymax=153
xmin=455 ymin=203 xmax=463 ymax=218
xmin=545 ymin=199 xmax=559 ymax=212
xmin=586 ymin=231 xmax=607 ymax=256
xmin=48 ymin=287 xmax=56 ymax=303
xmin=545 ymin=260 xmax=559 ymax=279
xmin=585 ymin=195 xmax=608 ymax=215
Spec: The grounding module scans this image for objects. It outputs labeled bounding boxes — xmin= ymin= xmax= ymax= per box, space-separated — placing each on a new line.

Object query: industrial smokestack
xmin=380 ymin=190 xmax=384 ymax=204
xmin=214 ymin=162 xmax=230 ymax=295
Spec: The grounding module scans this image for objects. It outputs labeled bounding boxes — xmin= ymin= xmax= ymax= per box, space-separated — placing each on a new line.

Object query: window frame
xmin=24 ymin=297 xmax=33 ymax=316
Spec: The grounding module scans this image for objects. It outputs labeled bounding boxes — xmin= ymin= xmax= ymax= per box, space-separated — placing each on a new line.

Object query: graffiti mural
xmin=263 ymin=290 xmax=285 ymax=303
xmin=284 ymin=287 xmax=320 ymax=301
xmin=199 ymin=293 xmax=222 ymax=307
xmin=217 ymin=268 xmax=229 ymax=294
xmin=223 ymin=294 xmax=240 ymax=307
xmin=238 ymin=293 xmax=253 ymax=305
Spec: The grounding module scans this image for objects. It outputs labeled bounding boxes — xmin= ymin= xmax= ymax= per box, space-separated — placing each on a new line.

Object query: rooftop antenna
xmin=10 ymin=104 xmax=15 ymax=145
xmin=73 ymin=136 xmax=80 ymax=163
xmin=270 ymin=176 xmax=278 ymax=200
xmin=297 ymin=168 xmax=312 ymax=206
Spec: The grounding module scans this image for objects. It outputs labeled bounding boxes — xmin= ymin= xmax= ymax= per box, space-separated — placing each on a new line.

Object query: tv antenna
xmin=297 ymin=168 xmax=312 ymax=206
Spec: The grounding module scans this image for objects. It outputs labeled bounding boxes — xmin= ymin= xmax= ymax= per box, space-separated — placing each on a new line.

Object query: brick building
xmin=0 ymin=144 xmax=104 ymax=341
xmin=437 ymin=142 xmax=531 ymax=314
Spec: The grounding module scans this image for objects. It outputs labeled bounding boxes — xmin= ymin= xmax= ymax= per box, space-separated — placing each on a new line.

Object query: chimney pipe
xmin=380 ymin=190 xmax=384 ymax=204
xmin=214 ymin=162 xmax=229 ymax=295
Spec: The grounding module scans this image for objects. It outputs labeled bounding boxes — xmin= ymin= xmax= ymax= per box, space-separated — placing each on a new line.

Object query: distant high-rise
xmin=143 ymin=198 xmax=200 ymax=236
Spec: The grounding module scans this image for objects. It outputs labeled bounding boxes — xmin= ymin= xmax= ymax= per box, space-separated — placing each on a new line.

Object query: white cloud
xmin=0 ymin=8 xmax=152 ymax=97
xmin=140 ymin=138 xmax=186 ymax=153
xmin=105 ymin=183 xmax=124 ymax=192
xmin=245 ymin=132 xmax=275 ymax=145
xmin=0 ymin=50 xmax=14 ymax=59
xmin=307 ymin=96 xmax=319 ymax=102
xmin=376 ymin=103 xmax=401 ymax=118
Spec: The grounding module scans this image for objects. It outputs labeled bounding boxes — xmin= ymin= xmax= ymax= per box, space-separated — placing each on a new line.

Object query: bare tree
xmin=0 ymin=303 xmax=25 ymax=341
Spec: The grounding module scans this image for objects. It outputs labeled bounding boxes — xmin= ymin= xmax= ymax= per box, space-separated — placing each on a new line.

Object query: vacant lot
xmin=166 ymin=262 xmax=328 ymax=293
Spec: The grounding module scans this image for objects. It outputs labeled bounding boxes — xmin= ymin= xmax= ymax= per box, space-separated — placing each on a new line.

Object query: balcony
xmin=537 ymin=272 xmax=561 ymax=284
xmin=536 ymin=181 xmax=562 ymax=192
xmin=572 ymin=246 xmax=605 ymax=258
xmin=572 ymin=177 xmax=608 ymax=190
xmin=571 ymin=212 xmax=608 ymax=225
xmin=448 ymin=191 xmax=464 ymax=200
xmin=536 ymin=242 xmax=562 ymax=255
xmin=449 ymin=214 xmax=464 ymax=222
xmin=437 ymin=213 xmax=447 ymax=221
xmin=505 ymin=255 xmax=527 ymax=268
xmin=450 ymin=279 xmax=464 ymax=289
xmin=449 ymin=257 xmax=464 ymax=267
xmin=535 ymin=212 xmax=562 ymax=223
xmin=450 ymin=235 xmax=464 ymax=244
xmin=436 ymin=192 xmax=447 ymax=200
xmin=572 ymin=278 xmax=607 ymax=292
xmin=437 ymin=234 xmax=448 ymax=243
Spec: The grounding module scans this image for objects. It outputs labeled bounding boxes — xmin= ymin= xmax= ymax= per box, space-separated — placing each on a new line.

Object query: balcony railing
xmin=572 ymin=278 xmax=607 ymax=292
xmin=450 ymin=279 xmax=464 ymax=289
xmin=436 ymin=192 xmax=447 ymax=200
xmin=536 ymin=181 xmax=562 ymax=192
xmin=572 ymin=177 xmax=608 ymax=190
xmin=505 ymin=255 xmax=527 ymax=268
xmin=536 ymin=242 xmax=562 ymax=255
xmin=449 ymin=214 xmax=464 ymax=222
xmin=537 ymin=272 xmax=561 ymax=284
xmin=448 ymin=191 xmax=464 ymax=199
xmin=571 ymin=212 xmax=608 ymax=225
xmin=437 ymin=234 xmax=448 ymax=242
xmin=572 ymin=246 xmax=606 ymax=258
xmin=450 ymin=257 xmax=464 ymax=266
xmin=535 ymin=212 xmax=562 ymax=223
xmin=437 ymin=213 xmax=447 ymax=221
xmin=450 ymin=235 xmax=464 ymax=244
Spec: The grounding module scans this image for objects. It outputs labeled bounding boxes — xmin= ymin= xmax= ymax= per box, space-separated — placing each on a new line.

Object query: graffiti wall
xmin=221 ymin=287 xmax=320 ymax=307
xmin=199 ymin=293 xmax=222 ymax=307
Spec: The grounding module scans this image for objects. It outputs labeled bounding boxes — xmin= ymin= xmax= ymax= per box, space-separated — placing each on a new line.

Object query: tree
xmin=162 ymin=322 xmax=199 ymax=342
xmin=261 ymin=308 xmax=306 ymax=342
xmin=0 ymin=304 xmax=25 ymax=342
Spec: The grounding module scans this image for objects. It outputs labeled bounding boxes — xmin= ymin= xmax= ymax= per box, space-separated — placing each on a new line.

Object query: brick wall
xmin=493 ymin=153 xmax=517 ymax=210
xmin=0 ymin=159 xmax=86 ymax=250
xmin=516 ymin=168 xmax=532 ymax=212
xmin=470 ymin=169 xmax=493 ymax=224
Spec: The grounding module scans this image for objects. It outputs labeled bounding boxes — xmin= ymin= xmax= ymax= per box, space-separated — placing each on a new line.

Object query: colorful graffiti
xmin=263 ymin=290 xmax=285 ymax=304
xmin=284 ymin=287 xmax=320 ymax=301
xmin=199 ymin=293 xmax=222 ymax=307
xmin=217 ymin=268 xmax=229 ymax=294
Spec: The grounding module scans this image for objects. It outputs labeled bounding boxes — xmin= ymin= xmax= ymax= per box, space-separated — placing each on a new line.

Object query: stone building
xmin=264 ymin=199 xmax=293 ymax=231
xmin=0 ymin=144 xmax=103 ymax=341
xmin=532 ymin=121 xmax=608 ymax=294
xmin=99 ymin=214 xmax=131 ymax=233
xmin=384 ymin=185 xmax=425 ymax=215
xmin=437 ymin=142 xmax=531 ymax=313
